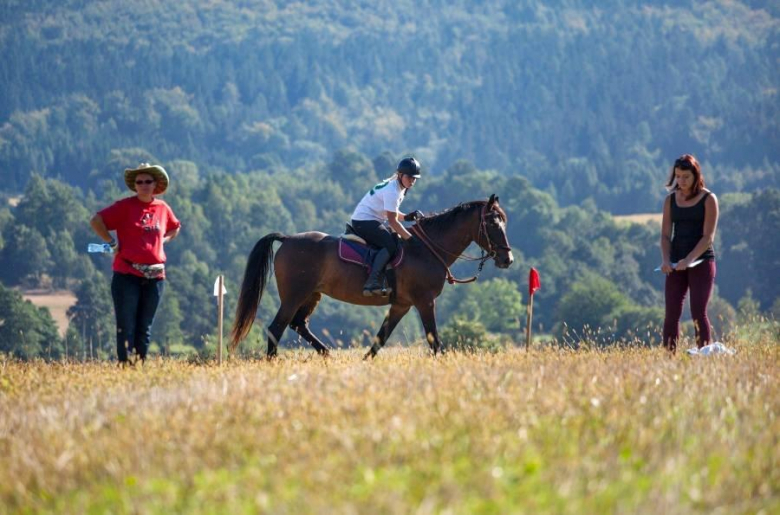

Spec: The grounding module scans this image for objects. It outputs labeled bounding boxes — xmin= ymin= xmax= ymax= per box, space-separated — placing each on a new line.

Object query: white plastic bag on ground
xmin=686 ymin=342 xmax=736 ymax=356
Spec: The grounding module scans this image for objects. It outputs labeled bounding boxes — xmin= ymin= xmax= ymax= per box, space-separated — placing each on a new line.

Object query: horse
xmin=230 ymin=194 xmax=514 ymax=358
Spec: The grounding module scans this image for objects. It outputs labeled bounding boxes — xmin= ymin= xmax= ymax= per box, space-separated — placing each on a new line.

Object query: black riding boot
xmin=363 ymin=248 xmax=393 ymax=297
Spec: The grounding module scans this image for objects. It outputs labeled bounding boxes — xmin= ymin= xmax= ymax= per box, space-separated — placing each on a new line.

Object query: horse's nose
xmin=503 ymin=252 xmax=514 ymax=268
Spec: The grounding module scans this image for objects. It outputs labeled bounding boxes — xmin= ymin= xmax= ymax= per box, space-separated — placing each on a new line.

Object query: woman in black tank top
xmin=669 ymin=192 xmax=716 ymax=263
xmin=659 ymin=154 xmax=719 ymax=352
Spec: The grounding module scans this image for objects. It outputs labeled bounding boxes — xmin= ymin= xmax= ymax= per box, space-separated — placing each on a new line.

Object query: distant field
xmin=613 ymin=213 xmax=662 ymax=225
xmin=1 ymin=339 xmax=777 ymax=513
xmin=21 ymin=290 xmax=77 ymax=336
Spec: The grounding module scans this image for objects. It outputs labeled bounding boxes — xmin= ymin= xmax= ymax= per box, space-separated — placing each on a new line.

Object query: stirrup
xmin=364 ymin=284 xmax=392 ymax=297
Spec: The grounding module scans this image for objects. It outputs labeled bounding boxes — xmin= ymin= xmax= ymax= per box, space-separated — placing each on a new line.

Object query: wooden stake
xmin=525 ymin=295 xmax=534 ymax=351
xmin=217 ymin=274 xmax=224 ymax=365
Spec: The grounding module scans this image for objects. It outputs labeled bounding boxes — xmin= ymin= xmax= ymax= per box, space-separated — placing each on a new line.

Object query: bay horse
xmin=230 ymin=194 xmax=514 ymax=358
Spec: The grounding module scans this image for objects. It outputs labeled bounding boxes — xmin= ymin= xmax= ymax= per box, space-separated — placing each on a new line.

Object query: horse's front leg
xmin=364 ymin=303 xmax=411 ymax=359
xmin=415 ymin=298 xmax=442 ymax=355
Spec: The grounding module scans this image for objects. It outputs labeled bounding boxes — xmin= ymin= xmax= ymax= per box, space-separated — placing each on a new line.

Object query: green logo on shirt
xmin=369 ymin=179 xmax=391 ymax=196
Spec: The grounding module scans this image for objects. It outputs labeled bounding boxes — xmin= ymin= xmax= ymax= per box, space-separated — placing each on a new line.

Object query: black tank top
xmin=670 ymin=192 xmax=715 ymax=262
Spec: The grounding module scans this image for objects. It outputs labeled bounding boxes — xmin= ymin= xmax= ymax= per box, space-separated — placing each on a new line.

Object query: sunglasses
xmin=135 ymin=179 xmax=156 ymax=185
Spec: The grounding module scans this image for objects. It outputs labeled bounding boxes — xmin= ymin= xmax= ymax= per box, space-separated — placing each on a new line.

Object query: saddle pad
xmin=338 ymin=238 xmax=404 ymax=270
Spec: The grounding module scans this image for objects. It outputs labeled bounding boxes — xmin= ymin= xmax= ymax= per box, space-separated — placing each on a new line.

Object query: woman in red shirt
xmin=90 ymin=163 xmax=181 ymax=364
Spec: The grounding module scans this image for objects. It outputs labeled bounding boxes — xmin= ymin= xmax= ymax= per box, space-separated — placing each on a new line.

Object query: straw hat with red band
xmin=124 ymin=163 xmax=169 ymax=195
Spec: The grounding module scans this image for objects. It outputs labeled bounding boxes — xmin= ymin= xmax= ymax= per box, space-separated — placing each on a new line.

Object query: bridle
xmin=476 ymin=202 xmax=512 ymax=256
xmin=409 ymin=202 xmax=512 ymax=284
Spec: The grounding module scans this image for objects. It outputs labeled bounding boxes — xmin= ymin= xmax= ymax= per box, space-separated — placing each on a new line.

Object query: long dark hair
xmin=666 ymin=154 xmax=705 ymax=200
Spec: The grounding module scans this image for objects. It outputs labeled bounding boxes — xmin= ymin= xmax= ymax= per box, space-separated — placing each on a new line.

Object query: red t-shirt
xmin=98 ymin=196 xmax=181 ymax=279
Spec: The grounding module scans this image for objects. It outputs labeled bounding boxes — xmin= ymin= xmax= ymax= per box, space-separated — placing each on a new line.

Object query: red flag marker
xmin=529 ymin=267 xmax=541 ymax=297
xmin=526 ymin=268 xmax=541 ymax=350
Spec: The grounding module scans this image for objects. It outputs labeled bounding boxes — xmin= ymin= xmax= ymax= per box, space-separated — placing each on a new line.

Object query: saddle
xmin=338 ymin=224 xmax=404 ymax=270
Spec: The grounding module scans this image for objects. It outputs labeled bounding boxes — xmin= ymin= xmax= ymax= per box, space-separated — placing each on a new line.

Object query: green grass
xmin=0 ymin=336 xmax=777 ymax=514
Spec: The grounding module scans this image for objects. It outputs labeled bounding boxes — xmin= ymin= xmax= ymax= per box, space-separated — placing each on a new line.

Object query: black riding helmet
xmin=397 ymin=157 xmax=421 ymax=178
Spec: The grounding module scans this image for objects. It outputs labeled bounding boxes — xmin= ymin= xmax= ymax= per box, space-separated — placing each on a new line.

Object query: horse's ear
xmin=488 ymin=194 xmax=498 ymax=206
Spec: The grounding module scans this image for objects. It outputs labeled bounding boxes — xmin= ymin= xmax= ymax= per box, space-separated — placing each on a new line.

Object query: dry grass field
xmin=1 ymin=335 xmax=777 ymax=514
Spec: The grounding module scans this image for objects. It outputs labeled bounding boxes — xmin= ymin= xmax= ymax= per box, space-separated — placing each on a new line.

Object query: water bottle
xmin=87 ymin=243 xmax=114 ymax=254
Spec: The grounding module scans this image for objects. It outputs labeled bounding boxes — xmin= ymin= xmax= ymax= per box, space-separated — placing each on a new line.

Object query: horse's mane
xmin=418 ymin=200 xmax=506 ymax=234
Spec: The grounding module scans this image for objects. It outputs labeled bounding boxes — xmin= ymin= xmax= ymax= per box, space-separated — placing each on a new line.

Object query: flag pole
xmin=526 ymin=267 xmax=541 ymax=351
xmin=526 ymin=294 xmax=534 ymax=351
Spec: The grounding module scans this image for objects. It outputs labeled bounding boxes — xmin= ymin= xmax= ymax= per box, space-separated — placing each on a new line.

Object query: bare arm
xmin=660 ymin=196 xmax=673 ymax=274
xmin=164 ymin=227 xmax=180 ymax=244
xmin=386 ymin=211 xmax=413 ymax=240
xmin=90 ymin=214 xmax=114 ymax=243
xmin=677 ymin=193 xmax=718 ymax=270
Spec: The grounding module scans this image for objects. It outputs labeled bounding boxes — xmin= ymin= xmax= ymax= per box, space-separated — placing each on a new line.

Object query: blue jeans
xmin=111 ymin=272 xmax=165 ymax=362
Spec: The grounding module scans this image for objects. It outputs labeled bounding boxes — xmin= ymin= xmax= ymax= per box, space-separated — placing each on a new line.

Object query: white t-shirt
xmin=351 ymin=177 xmax=406 ymax=222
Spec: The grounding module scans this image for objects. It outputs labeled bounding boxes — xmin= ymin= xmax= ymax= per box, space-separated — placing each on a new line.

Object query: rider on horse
xmin=350 ymin=157 xmax=425 ymax=297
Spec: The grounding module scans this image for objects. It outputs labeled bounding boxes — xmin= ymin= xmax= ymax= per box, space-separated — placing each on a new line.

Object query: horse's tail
xmin=230 ymin=232 xmax=286 ymax=350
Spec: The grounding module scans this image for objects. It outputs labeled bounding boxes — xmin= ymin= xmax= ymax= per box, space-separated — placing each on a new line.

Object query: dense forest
xmin=0 ymin=1 xmax=778 ymax=358
xmin=1 ymin=1 xmax=778 ymax=213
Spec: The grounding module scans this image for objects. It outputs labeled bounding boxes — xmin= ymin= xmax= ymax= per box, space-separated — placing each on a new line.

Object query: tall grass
xmin=0 ymin=333 xmax=777 ymax=514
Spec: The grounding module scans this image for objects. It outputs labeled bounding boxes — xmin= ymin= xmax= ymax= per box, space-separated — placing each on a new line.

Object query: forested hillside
xmin=1 ymin=0 xmax=778 ymax=212
xmin=1 ymin=1 xmax=778 ymax=359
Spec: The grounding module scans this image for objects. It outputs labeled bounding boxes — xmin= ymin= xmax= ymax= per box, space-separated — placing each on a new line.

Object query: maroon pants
xmin=663 ymin=260 xmax=716 ymax=352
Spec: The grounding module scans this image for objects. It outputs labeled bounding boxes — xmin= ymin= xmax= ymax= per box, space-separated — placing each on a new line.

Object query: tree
xmin=67 ymin=273 xmax=114 ymax=360
xmin=439 ymin=278 xmax=523 ymax=334
xmin=708 ymin=295 xmax=737 ymax=339
xmin=14 ymin=176 xmax=91 ymax=236
xmin=165 ymin=250 xmax=215 ymax=346
xmin=0 ymin=224 xmax=51 ymax=286
xmin=48 ymin=230 xmax=88 ymax=289
xmin=154 ymin=289 xmax=184 ymax=354
xmin=556 ymin=274 xmax=631 ymax=341
xmin=0 ymin=207 xmax=11 ymax=252
xmin=0 ymin=283 xmax=61 ymax=359
xmin=327 ymin=149 xmax=377 ymax=190
xmin=611 ymin=305 xmax=664 ymax=346
xmin=440 ymin=316 xmax=499 ymax=352
xmin=737 ymin=289 xmax=761 ymax=324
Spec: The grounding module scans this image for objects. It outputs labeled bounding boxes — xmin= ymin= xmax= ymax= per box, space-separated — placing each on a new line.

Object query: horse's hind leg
xmin=365 ymin=303 xmax=412 ymax=359
xmin=289 ymin=293 xmax=330 ymax=356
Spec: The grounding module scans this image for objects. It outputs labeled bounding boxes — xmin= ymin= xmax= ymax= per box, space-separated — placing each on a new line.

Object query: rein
xmin=409 ymin=202 xmax=510 ymax=285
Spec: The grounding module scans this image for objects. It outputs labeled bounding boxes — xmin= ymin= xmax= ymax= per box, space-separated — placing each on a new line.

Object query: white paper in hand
xmin=655 ymin=259 xmax=704 ymax=272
